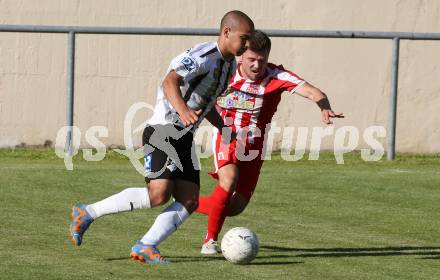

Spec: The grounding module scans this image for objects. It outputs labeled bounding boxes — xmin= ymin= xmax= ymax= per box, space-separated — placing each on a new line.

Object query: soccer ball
xmin=221 ymin=227 xmax=259 ymax=264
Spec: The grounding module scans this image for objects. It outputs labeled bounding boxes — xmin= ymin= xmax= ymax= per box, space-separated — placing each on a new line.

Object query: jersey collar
xmin=216 ymin=42 xmax=230 ymax=62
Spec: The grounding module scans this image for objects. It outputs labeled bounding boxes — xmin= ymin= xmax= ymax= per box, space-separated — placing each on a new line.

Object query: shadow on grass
xmin=260 ymin=245 xmax=440 ymax=258
xmin=248 ymin=261 xmax=303 ymax=265
xmin=105 ymin=245 xmax=440 ymax=264
xmin=169 ymin=255 xmax=225 ymax=262
xmin=105 ymin=257 xmax=131 ymax=261
xmin=105 ymin=255 xmax=224 ymax=263
xmin=420 ymin=255 xmax=440 ymax=260
xmin=170 ymin=255 xmax=302 ymax=265
xmin=106 ymin=254 xmax=302 ymax=265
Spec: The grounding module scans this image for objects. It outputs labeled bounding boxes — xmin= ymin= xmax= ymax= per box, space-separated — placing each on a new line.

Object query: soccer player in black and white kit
xmin=69 ymin=11 xmax=254 ymax=264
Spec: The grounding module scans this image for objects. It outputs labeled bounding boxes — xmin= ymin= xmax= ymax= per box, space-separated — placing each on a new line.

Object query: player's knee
xmin=172 ymin=181 xmax=199 ymax=213
xmin=219 ymin=175 xmax=238 ymax=192
xmin=218 ymin=165 xmax=239 ymax=192
xmin=150 ymin=192 xmax=171 ymax=206
xmin=181 ymin=197 xmax=198 ymax=213
xmin=227 ymin=196 xmax=248 ymax=216
xmin=148 ymin=186 xmax=172 ymax=207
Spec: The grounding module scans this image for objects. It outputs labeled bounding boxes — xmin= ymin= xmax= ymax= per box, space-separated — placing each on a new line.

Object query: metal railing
xmin=2 ymin=24 xmax=440 ymax=159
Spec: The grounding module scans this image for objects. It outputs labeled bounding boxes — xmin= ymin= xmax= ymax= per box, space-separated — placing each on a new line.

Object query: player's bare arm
xmin=205 ymin=105 xmax=236 ymax=142
xmin=204 ymin=105 xmax=225 ymax=131
xmin=162 ymin=70 xmax=201 ymax=127
xmin=295 ymin=82 xmax=344 ymax=124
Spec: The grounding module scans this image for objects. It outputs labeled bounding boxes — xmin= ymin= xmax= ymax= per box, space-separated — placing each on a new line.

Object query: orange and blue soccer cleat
xmin=130 ymin=241 xmax=170 ymax=264
xmin=69 ymin=204 xmax=94 ymax=246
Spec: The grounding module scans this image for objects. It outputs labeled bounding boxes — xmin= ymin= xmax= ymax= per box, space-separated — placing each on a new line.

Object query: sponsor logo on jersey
xmin=217 ymin=96 xmax=254 ymax=110
xmin=217 ymin=90 xmax=255 ymax=110
xmin=233 ymin=90 xmax=252 ymax=100
xmin=181 ymin=56 xmax=196 ymax=72
xmin=245 ymin=83 xmax=260 ymax=94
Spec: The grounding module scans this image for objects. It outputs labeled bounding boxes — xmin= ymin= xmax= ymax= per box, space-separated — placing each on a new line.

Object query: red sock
xmin=205 ymin=185 xmax=231 ymax=242
xmin=196 ymin=193 xmax=234 ymax=216
xmin=195 ymin=195 xmax=211 ymax=215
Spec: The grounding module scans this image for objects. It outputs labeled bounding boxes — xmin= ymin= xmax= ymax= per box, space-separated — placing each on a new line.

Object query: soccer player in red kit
xmin=196 ymin=30 xmax=344 ymax=254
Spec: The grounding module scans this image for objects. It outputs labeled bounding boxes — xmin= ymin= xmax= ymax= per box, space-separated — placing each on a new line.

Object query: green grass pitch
xmin=1 ymin=149 xmax=439 ymax=279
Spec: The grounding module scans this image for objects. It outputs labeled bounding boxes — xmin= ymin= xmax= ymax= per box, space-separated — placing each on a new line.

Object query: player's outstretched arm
xmin=295 ymin=82 xmax=344 ymax=125
xmin=162 ymin=70 xmax=201 ymax=127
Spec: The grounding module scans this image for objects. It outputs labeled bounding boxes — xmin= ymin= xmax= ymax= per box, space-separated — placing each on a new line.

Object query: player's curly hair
xmin=248 ymin=30 xmax=271 ymax=53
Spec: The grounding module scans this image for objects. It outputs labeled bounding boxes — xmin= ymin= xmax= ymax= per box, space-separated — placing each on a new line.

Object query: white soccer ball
xmin=221 ymin=227 xmax=259 ymax=264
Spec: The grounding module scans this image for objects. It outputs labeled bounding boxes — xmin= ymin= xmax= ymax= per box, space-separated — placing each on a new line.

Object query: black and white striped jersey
xmin=148 ymin=42 xmax=236 ymax=131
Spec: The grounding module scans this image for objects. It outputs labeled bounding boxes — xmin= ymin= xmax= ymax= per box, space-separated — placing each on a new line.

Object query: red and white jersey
xmin=216 ymin=63 xmax=305 ymax=146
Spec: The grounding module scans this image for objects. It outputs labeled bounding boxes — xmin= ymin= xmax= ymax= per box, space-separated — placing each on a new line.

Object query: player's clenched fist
xmin=179 ymin=109 xmax=202 ymax=127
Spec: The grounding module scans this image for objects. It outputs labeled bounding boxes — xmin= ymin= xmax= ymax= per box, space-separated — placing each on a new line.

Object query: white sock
xmin=140 ymin=201 xmax=189 ymax=246
xmin=86 ymin=187 xmax=150 ymax=219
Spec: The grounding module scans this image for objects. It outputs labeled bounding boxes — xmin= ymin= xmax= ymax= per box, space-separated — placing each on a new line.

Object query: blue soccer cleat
xmin=130 ymin=241 xmax=170 ymax=264
xmin=69 ymin=204 xmax=94 ymax=246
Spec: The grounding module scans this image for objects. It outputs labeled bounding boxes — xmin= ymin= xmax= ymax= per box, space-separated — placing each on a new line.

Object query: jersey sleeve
xmin=170 ymin=50 xmax=206 ymax=82
xmin=275 ymin=65 xmax=306 ymax=94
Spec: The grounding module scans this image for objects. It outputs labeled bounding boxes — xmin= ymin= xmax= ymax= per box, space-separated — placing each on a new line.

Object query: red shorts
xmin=210 ymin=130 xmax=264 ymax=201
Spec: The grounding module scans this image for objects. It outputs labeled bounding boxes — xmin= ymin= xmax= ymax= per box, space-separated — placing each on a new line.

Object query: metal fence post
xmin=387 ymin=37 xmax=400 ymax=160
xmin=66 ymin=31 xmax=75 ymax=156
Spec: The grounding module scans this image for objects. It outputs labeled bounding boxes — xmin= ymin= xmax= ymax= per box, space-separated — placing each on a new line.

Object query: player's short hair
xmin=248 ymin=30 xmax=271 ymax=53
xmin=220 ymin=10 xmax=254 ymax=31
